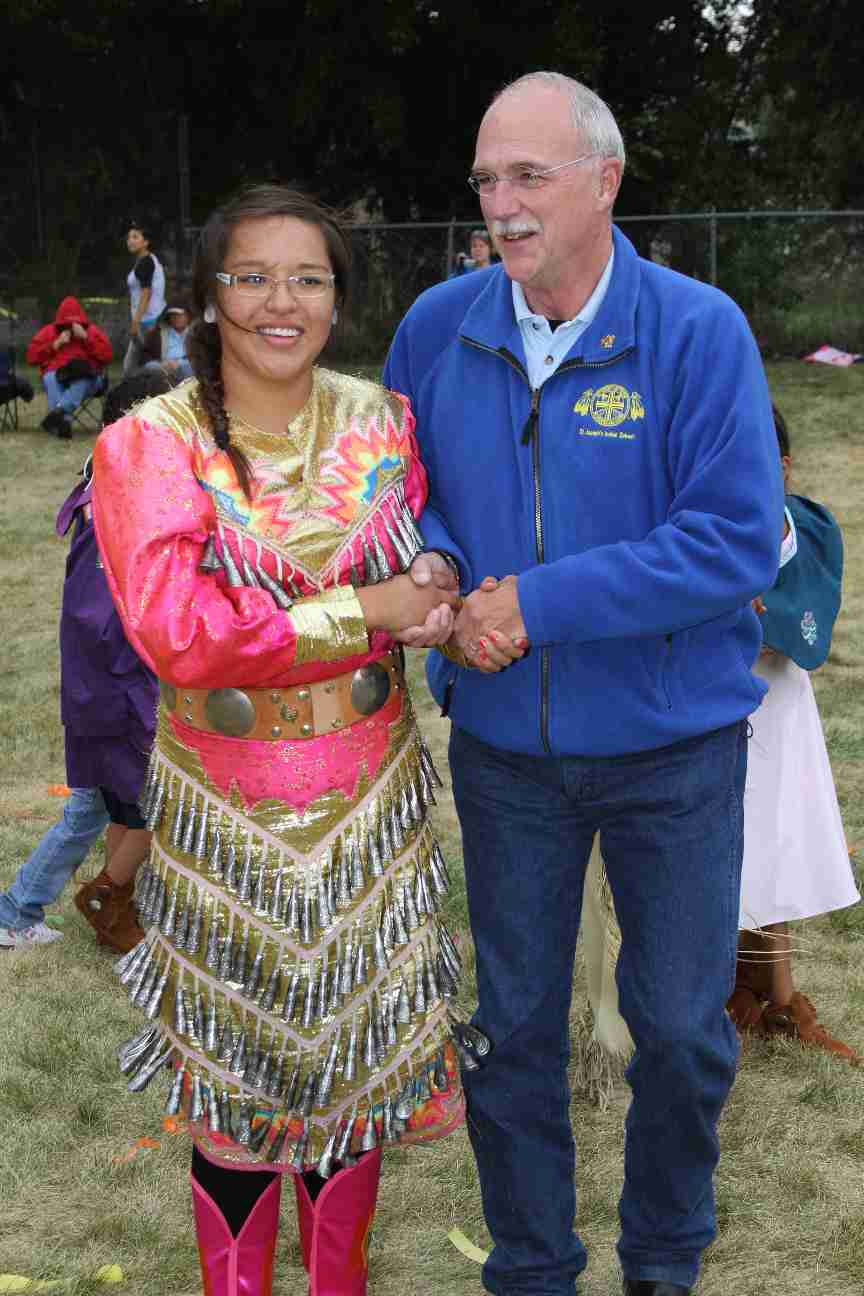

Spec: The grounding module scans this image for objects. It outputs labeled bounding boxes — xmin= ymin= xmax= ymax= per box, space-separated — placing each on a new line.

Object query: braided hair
xmin=186 ymin=185 xmax=352 ymax=500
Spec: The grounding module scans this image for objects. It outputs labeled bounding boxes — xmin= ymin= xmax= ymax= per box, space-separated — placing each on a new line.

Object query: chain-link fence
xmin=3 ymin=211 xmax=863 ymax=370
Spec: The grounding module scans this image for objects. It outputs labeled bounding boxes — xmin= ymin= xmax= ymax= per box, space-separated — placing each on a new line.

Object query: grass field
xmin=1 ymin=361 xmax=862 ymax=1295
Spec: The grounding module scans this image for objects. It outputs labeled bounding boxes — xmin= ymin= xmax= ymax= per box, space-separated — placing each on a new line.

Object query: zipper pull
xmin=521 ymin=388 xmax=540 ymax=446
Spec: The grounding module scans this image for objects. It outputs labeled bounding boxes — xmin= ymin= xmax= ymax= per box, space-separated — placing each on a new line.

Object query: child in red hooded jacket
xmin=27 ymin=296 xmax=112 ymax=439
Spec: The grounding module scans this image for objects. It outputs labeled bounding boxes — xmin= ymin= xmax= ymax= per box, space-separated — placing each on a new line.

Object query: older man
xmin=386 ymin=73 xmax=783 ymax=1296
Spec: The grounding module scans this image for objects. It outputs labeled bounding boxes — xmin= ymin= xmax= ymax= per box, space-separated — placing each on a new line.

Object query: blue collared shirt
xmin=513 ymin=250 xmax=614 ymax=389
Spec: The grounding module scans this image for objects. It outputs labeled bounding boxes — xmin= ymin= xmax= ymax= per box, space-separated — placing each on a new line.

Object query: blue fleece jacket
xmin=384 ymin=226 xmax=784 ymax=757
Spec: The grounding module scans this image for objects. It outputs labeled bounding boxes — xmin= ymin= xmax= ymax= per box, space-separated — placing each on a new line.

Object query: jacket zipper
xmin=459 ymin=336 xmax=634 ymax=754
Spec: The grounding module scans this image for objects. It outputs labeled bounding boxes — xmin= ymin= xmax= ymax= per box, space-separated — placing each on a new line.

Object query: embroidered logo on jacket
xmin=574 ymin=385 xmax=645 ymax=428
xmin=801 ymin=610 xmax=818 ymax=645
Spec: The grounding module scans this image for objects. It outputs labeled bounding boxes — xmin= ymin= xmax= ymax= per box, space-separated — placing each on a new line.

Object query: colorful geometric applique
xmin=320 ymin=411 xmax=405 ymax=526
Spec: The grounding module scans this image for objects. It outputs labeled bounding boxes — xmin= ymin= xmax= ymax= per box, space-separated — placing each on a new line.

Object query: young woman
xmin=92 ymin=187 xmax=469 ymax=1295
xmin=123 ymin=222 xmax=166 ymax=375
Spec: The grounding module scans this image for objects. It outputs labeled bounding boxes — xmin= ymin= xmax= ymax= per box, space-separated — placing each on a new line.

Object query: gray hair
xmin=494 ymin=71 xmax=626 ymax=169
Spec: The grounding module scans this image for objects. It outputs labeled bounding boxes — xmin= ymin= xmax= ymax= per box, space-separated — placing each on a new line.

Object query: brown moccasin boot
xmin=74 ymin=868 xmax=145 ymax=954
xmin=726 ymin=986 xmax=766 ymax=1041
xmin=762 ymin=992 xmax=861 ymax=1064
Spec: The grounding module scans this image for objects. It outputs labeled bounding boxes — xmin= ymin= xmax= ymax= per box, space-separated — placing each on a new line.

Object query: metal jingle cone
xmin=290 ymin=1122 xmax=309 ymax=1170
xmin=415 ymin=1068 xmax=432 ymax=1103
xmin=301 ymin=883 xmax=312 ymax=944
xmin=432 ymin=840 xmax=451 ymax=887
xmin=399 ymin=784 xmax=414 ymax=836
xmin=128 ymin=945 xmax=155 ymax=1002
xmin=150 ymin=878 xmax=167 ymax=929
xmin=395 ymin=981 xmax=411 ymax=1026
xmin=361 ymin=538 xmax=380 ymax=585
xmin=255 ymin=561 xmax=293 ymax=610
xmin=181 ymin=802 xmax=197 ymax=856
xmin=403 ymin=882 xmax=421 ymax=932
xmin=232 ymin=927 xmax=249 ymax=986
xmin=373 ymin=999 xmax=387 ymax=1064
xmin=174 ymin=904 xmax=191 ymax=953
xmin=127 ymin=1042 xmax=174 ymax=1093
xmin=217 ymin=1018 xmax=234 ymax=1065
xmin=392 ymin=507 xmax=417 ymax=564
xmin=160 ymin=887 xmax=178 ymax=938
xmin=120 ymin=1029 xmax=163 ymax=1077
xmin=385 ymin=992 xmax=396 ymax=1048
xmin=244 ymin=1046 xmax=262 ymax=1087
xmin=173 ymin=987 xmax=188 ymax=1037
xmin=335 ymin=1103 xmax=358 ymax=1162
xmin=438 ymin=941 xmax=461 ymax=986
xmin=336 ymin=850 xmax=351 ymax=911
xmin=427 ymin=848 xmax=448 ymax=898
xmin=407 ymin=780 xmax=423 ymax=829
xmin=394 ymin=1080 xmax=414 ymax=1121
xmin=241 ymin=556 xmax=261 ymax=589
xmin=198 ymin=533 xmax=223 ymax=574
xmin=252 ymin=861 xmax=267 ymax=914
xmin=379 ymin=809 xmax=394 ymax=865
xmin=249 ymin=1109 xmax=274 ymax=1154
xmin=383 ymin=514 xmax=411 ymax=572
xmin=204 ymin=994 xmax=219 ymax=1053
xmin=315 ymin=1131 xmax=337 ymax=1180
xmin=316 ymin=960 xmax=329 ymax=1023
xmin=413 ymin=972 xmax=427 ymax=1017
xmin=327 ymin=856 xmax=337 ymax=920
xmin=269 ymin=869 xmax=285 ymax=925
xmin=260 ymin=964 xmax=281 ymax=1013
xmin=418 ymin=762 xmax=436 ymax=809
xmin=243 ymin=945 xmax=265 ymax=1000
xmin=139 ymin=764 xmax=157 ymax=815
xmin=437 ymin=918 xmax=462 ymax=968
xmin=371 ymin=529 xmax=393 ymax=581
xmin=419 ymin=739 xmax=443 ymax=787
xmin=117 ymin=1023 xmax=159 ymax=1071
xmin=283 ymin=1064 xmax=300 ymax=1111
xmin=381 ymin=1095 xmax=393 ymax=1144
xmin=219 ymin=533 xmax=244 ymax=589
xmin=267 ymin=1052 xmax=285 ymax=1101
xmin=116 ymin=936 xmax=150 ymax=983
xmin=220 ymin=841 xmax=235 ymax=890
xmin=281 ymin=967 xmax=301 ymax=1022
xmin=297 ymin=1071 xmax=317 ymax=1117
xmin=390 ymin=800 xmax=405 ymax=854
xmin=328 ymin=953 xmax=342 ymax=1014
xmin=207 ymin=1083 xmax=222 ymax=1134
xmin=425 ymin=956 xmax=440 ymax=1005
xmin=391 ymin=899 xmax=409 ymax=948
xmin=373 ymin=926 xmax=389 ymax=972
xmin=146 ymin=775 xmax=167 ymax=832
xmin=363 ymin=1016 xmax=376 ymax=1071
xmin=339 ymin=934 xmax=354 ymax=998
xmin=316 ymin=875 xmax=332 ymax=932
xmin=194 ymin=804 xmax=209 ymax=861
xmin=380 ymin=904 xmax=394 ymax=956
xmin=132 ymin=959 xmax=159 ymax=1009
xmin=204 ymin=913 xmax=221 ymax=971
xmin=301 ymin=967 xmax=315 ymax=1028
xmin=437 ymin=954 xmax=457 ymax=998
xmin=145 ymin=967 xmax=170 ymax=1020
xmin=414 ymin=868 xmax=428 ymax=920
xmin=208 ymin=826 xmax=223 ymax=879
xmin=219 ymin=1089 xmax=235 ymax=1139
xmin=265 ymin=1122 xmax=290 ymax=1164
xmin=353 ymin=936 xmax=368 ymax=989
xmin=349 ymin=836 xmax=365 ymax=896
xmin=165 ymin=1065 xmax=186 ymax=1116
xmin=192 ymin=991 xmax=206 ymax=1044
xmin=229 ymin=1029 xmax=247 ymax=1077
xmin=360 ymin=1107 xmax=379 ymax=1153
xmin=237 ymin=844 xmax=253 ymax=904
xmin=316 ymin=1030 xmax=341 ymax=1107
xmin=187 ymin=892 xmax=204 ymax=956
xmin=367 ymin=830 xmax=384 ymax=880
xmin=236 ymin=1100 xmax=255 ymax=1146
xmin=169 ymin=785 xmax=186 ymax=851
xmin=285 ymin=880 xmax=300 ymax=934
xmin=134 ymin=868 xmax=155 ymax=924
xmin=433 ymin=1051 xmax=449 ymax=1093
xmin=217 ymin=929 xmax=234 ymax=982
xmin=342 ymin=1017 xmax=358 ymax=1083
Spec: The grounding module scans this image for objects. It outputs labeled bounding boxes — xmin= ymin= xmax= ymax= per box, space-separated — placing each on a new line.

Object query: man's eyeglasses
xmin=467 ymin=153 xmax=600 ymax=196
xmin=215 ymin=271 xmax=335 ymax=299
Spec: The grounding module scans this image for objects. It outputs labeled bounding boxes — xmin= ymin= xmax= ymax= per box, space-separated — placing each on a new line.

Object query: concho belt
xmin=158 ymin=650 xmax=403 ymax=741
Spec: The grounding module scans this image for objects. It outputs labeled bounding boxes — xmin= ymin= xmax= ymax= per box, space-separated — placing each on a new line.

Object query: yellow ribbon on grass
xmin=448 ymin=1228 xmax=490 ymax=1264
xmin=0 ymin=1266 xmax=123 ymax=1292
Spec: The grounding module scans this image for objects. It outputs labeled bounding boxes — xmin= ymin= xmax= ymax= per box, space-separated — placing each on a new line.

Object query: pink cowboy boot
xmin=292 ymin=1149 xmax=382 ymax=1295
xmin=191 ymin=1171 xmax=282 ymax=1296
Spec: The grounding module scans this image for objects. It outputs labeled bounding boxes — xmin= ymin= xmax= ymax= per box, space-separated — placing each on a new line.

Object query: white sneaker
xmin=0 ymin=922 xmax=64 ymax=948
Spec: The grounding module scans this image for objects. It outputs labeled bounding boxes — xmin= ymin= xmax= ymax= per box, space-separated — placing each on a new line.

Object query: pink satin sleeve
xmin=91 ymin=416 xmax=367 ymax=689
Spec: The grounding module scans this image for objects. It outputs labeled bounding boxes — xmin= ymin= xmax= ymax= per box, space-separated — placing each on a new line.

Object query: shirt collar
xmin=511 ymin=249 xmax=615 ymax=328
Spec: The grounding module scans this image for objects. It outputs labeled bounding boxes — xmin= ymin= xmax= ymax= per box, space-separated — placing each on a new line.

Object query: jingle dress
xmin=92 ymin=369 xmax=466 ymax=1171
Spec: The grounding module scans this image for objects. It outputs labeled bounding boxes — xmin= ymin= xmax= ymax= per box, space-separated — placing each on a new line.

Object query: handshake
xmin=394 ymin=552 xmax=529 ymax=674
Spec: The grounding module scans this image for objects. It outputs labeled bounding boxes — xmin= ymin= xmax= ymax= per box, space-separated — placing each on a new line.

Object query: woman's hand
xmin=356 ymin=573 xmax=461 ymax=635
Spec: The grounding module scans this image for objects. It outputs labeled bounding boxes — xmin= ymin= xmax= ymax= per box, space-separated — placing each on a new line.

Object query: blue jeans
xmin=0 ymin=788 xmax=109 ymax=930
xmin=43 ymin=370 xmax=101 ymax=416
xmin=449 ymin=721 xmax=747 ymax=1294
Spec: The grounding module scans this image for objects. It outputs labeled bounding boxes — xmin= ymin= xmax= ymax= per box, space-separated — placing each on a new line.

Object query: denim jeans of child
xmin=0 ymin=787 xmax=109 ymax=930
xmin=449 ymin=720 xmax=747 ymax=1295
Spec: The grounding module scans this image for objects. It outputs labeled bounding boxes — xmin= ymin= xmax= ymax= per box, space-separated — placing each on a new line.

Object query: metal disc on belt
xmin=204 ymin=688 xmax=257 ymax=737
xmin=159 ymin=681 xmax=177 ymax=711
xmin=350 ymin=663 xmax=391 ymax=716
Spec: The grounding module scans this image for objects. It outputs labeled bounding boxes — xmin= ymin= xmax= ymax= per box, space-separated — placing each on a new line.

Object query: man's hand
xmin=53 ymin=330 xmax=71 ymax=351
xmin=71 ymin=321 xmax=88 ymax=340
xmin=454 ymin=574 xmax=528 ymax=671
xmin=392 ymin=552 xmax=461 ymax=647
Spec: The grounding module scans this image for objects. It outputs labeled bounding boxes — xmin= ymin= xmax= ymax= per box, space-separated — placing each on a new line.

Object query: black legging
xmin=192 ymin=1146 xmax=279 ymax=1236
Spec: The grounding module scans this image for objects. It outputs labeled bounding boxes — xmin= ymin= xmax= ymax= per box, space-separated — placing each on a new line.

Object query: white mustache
xmin=490 ymin=221 xmax=541 ymax=238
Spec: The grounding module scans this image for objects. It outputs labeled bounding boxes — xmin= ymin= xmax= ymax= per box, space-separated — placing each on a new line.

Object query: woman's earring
xmin=204 ymin=304 xmax=216 ymax=324
xmin=331 ymin=308 xmax=339 ymax=326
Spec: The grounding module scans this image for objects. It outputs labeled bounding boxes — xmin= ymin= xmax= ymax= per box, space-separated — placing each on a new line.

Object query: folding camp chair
xmin=0 ymin=346 xmax=20 ymax=434
xmin=69 ymin=372 xmax=109 ymax=433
